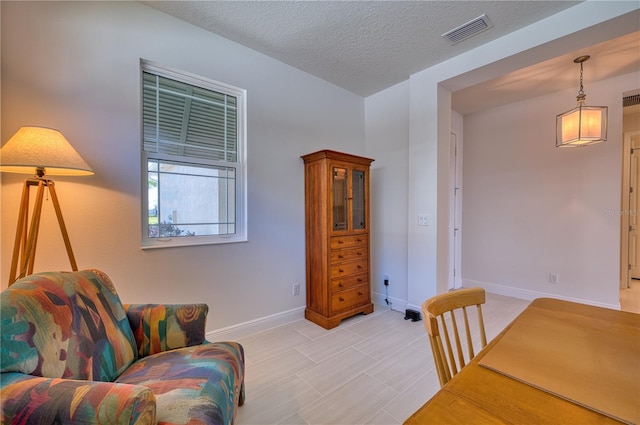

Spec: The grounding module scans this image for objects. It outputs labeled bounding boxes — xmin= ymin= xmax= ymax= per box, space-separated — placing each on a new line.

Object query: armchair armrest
xmin=1 ymin=373 xmax=155 ymax=425
xmin=124 ymin=304 xmax=208 ymax=357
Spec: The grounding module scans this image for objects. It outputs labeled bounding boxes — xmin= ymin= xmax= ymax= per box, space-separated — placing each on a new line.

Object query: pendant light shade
xmin=556 ymin=56 xmax=607 ymax=148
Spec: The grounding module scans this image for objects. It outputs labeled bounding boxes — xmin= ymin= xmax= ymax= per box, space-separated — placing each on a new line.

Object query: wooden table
xmin=404 ymin=298 xmax=640 ymax=425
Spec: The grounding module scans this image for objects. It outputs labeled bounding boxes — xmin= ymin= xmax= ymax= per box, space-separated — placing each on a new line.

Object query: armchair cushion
xmin=124 ymin=304 xmax=208 ymax=357
xmin=0 ymin=372 xmax=156 ymax=425
xmin=116 ymin=342 xmax=245 ymax=425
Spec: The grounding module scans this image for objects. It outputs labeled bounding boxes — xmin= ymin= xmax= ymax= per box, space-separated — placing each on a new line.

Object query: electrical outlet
xmin=293 ymin=283 xmax=300 ymax=296
xmin=549 ymin=273 xmax=559 ymax=284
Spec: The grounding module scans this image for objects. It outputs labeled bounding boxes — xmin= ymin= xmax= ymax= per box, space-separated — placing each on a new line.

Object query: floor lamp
xmin=0 ymin=126 xmax=94 ymax=285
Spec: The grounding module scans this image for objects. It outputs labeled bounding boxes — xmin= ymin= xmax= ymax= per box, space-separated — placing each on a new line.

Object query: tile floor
xmin=233 ymin=293 xmax=531 ymax=425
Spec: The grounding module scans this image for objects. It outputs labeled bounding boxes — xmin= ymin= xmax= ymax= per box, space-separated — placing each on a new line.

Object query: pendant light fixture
xmin=556 ymin=55 xmax=608 ymax=147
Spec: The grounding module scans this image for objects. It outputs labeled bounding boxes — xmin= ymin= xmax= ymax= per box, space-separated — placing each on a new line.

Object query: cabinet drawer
xmin=330 ymin=246 xmax=367 ymax=263
xmin=330 ymin=273 xmax=368 ymax=293
xmin=330 ymin=259 xmax=368 ymax=279
xmin=331 ymin=285 xmax=370 ymax=313
xmin=330 ymin=235 xmax=367 ymax=250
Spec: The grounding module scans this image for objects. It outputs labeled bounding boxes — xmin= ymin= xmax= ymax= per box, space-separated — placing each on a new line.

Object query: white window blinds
xmin=143 ymin=72 xmax=238 ymax=163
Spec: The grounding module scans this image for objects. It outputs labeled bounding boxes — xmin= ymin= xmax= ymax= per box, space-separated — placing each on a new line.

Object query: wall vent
xmin=442 ymin=14 xmax=493 ymax=45
xmin=623 ymin=94 xmax=640 ymax=107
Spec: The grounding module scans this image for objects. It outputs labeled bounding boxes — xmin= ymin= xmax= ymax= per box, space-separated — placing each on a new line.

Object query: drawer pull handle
xmin=338 ymin=240 xmax=344 ymax=244
xmin=357 ymin=251 xmax=362 ymax=256
xmin=338 ymin=283 xmax=344 ymax=287
xmin=339 ymin=297 xmax=345 ymax=302
xmin=357 ymin=265 xmax=362 ymax=269
xmin=339 ymin=269 xmax=344 ymax=273
xmin=357 ymin=239 xmax=362 ymax=242
xmin=358 ymin=292 xmax=363 ymax=296
xmin=357 ymin=278 xmax=363 ymax=282
xmin=338 ymin=255 xmax=344 ymax=259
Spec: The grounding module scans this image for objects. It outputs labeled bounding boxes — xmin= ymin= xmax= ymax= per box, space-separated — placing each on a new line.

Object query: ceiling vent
xmin=623 ymin=93 xmax=640 ymax=107
xmin=442 ymin=14 xmax=493 ymax=45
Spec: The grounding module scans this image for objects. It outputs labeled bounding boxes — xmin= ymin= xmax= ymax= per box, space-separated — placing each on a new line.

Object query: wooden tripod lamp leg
xmin=21 ymin=181 xmax=46 ymax=278
xmin=47 ymin=181 xmax=78 ymax=272
xmin=8 ymin=179 xmax=79 ymax=286
xmin=8 ymin=180 xmax=32 ymax=285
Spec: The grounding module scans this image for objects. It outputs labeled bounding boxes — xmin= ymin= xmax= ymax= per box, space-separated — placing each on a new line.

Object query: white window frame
xmin=140 ymin=60 xmax=247 ymax=249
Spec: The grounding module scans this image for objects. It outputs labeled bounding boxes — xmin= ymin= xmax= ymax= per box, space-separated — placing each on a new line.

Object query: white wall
xmin=365 ymin=81 xmax=410 ymax=311
xmin=0 ymin=1 xmax=365 ymax=330
xmin=462 ymin=72 xmax=639 ymax=308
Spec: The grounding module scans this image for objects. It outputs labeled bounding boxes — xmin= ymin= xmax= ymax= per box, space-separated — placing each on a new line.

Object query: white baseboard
xmin=207 ymin=281 xmax=620 ymax=342
xmin=462 ymin=278 xmax=620 ymax=310
xmin=206 ymin=306 xmax=305 ymax=342
xmin=371 ymin=289 xmax=407 ymax=314
xmin=208 ymin=292 xmax=412 ymax=341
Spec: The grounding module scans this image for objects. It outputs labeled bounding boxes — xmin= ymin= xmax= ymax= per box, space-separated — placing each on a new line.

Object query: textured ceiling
xmin=141 ymin=1 xmax=581 ymax=96
xmin=141 ymin=1 xmax=639 ymax=113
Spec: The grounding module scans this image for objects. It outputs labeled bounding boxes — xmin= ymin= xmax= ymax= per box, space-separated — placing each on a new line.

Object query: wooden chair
xmin=421 ymin=287 xmax=487 ymax=387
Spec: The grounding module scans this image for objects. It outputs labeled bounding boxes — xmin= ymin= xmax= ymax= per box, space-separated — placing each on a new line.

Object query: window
xmin=141 ymin=60 xmax=247 ymax=248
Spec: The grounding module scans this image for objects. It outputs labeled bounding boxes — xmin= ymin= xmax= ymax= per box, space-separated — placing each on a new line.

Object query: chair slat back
xmin=422 ymin=287 xmax=487 ymax=387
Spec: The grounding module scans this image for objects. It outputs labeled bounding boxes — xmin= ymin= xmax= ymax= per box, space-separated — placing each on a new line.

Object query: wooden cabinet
xmin=301 ymin=150 xmax=374 ymax=329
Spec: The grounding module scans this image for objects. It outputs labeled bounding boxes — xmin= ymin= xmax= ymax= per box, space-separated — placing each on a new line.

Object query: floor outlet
xmin=293 ymin=283 xmax=300 ymax=296
xmin=549 ymin=273 xmax=559 ymax=284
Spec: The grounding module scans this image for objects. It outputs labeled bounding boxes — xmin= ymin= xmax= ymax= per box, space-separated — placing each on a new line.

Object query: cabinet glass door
xmin=333 ymin=167 xmax=347 ymax=230
xmin=352 ymin=169 xmax=365 ymax=230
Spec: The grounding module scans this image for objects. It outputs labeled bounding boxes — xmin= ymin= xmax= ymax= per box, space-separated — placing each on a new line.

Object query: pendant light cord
xmin=574 ymin=56 xmax=590 ymax=103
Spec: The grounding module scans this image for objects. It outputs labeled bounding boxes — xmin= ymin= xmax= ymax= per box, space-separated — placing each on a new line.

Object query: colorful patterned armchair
xmin=0 ymin=269 xmax=245 ymax=425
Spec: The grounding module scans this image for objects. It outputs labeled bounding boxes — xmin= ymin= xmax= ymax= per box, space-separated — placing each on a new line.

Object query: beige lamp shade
xmin=0 ymin=126 xmax=94 ymax=176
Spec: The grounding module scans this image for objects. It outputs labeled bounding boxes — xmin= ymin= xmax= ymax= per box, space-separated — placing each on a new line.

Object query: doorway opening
xmin=449 ymin=131 xmax=462 ymax=290
xmin=620 ymin=89 xmax=640 ymax=312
